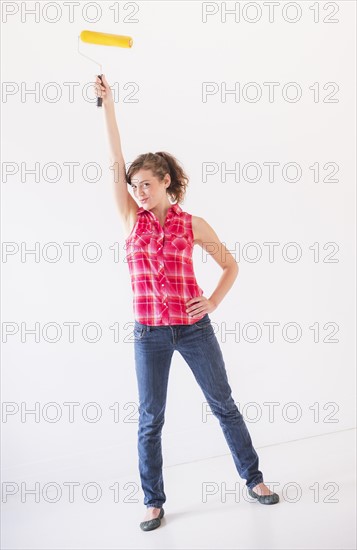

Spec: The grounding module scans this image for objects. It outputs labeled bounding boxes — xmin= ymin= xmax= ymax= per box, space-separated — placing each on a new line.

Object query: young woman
xmin=95 ymin=75 xmax=279 ymax=531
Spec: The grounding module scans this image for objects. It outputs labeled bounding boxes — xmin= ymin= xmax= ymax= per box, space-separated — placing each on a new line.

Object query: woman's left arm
xmin=186 ymin=216 xmax=239 ymax=318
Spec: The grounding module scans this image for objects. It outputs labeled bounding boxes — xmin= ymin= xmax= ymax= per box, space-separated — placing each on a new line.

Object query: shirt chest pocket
xmin=125 ymin=231 xmax=154 ymax=259
xmin=167 ymin=224 xmax=191 ymax=252
xmin=135 ymin=232 xmax=153 ymax=248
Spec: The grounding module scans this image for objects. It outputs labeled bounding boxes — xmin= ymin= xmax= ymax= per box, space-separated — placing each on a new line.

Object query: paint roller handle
xmin=95 ymin=74 xmax=113 ymax=109
xmin=97 ymin=74 xmax=103 ymax=108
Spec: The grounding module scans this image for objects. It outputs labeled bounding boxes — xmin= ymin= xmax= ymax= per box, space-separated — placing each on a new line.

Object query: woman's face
xmin=130 ymin=168 xmax=170 ymax=209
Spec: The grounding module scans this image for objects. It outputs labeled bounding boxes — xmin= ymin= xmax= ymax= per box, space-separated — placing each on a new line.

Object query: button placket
xmin=155 ymin=229 xmax=168 ymax=311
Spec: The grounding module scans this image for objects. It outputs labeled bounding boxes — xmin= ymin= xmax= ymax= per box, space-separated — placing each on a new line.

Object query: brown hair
xmin=126 ymin=152 xmax=189 ymax=204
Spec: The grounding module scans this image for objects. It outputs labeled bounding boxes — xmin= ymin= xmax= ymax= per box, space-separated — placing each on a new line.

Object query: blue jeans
xmin=133 ymin=313 xmax=264 ymax=509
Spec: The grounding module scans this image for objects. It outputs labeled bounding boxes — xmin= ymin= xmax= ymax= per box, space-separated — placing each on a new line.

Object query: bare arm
xmin=95 ymin=75 xmax=138 ymax=225
xmin=186 ymin=216 xmax=239 ymax=316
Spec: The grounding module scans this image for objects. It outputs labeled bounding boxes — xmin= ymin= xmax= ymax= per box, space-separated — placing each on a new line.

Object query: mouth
xmin=140 ymin=198 xmax=149 ymax=204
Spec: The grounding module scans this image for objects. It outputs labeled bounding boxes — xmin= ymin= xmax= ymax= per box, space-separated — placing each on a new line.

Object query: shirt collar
xmin=137 ymin=203 xmax=182 ymax=218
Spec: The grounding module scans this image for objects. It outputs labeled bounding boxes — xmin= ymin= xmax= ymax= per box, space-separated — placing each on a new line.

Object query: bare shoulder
xmin=191 ymin=215 xmax=203 ymax=245
xmin=191 ymin=215 xmax=239 ymax=270
xmin=191 ymin=215 xmax=213 ymax=245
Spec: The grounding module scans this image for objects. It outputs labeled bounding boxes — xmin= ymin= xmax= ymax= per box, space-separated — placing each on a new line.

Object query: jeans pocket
xmin=134 ymin=325 xmax=148 ymax=341
xmin=192 ymin=314 xmax=211 ymax=330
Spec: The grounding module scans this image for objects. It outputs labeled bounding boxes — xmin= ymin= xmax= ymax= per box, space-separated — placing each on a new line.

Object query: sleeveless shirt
xmin=124 ymin=203 xmax=205 ymax=325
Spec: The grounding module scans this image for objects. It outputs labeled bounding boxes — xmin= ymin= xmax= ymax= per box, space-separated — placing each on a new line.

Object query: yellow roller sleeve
xmin=80 ymin=30 xmax=133 ymax=48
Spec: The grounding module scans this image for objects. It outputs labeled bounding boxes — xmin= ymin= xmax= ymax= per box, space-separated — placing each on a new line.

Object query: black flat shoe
xmin=140 ymin=507 xmax=165 ymax=531
xmin=248 ymin=487 xmax=279 ymax=505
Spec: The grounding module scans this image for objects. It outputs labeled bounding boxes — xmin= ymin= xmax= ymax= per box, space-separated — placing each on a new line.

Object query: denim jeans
xmin=133 ymin=313 xmax=264 ymax=509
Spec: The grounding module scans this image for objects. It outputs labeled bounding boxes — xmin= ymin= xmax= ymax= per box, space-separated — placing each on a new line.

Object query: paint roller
xmin=78 ymin=30 xmax=133 ymax=107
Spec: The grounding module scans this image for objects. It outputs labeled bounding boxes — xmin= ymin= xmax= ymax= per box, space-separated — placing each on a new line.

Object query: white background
xmin=1 ymin=0 xmax=356 ymax=538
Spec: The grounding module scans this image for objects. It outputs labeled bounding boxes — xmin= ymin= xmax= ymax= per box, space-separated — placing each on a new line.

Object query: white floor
xmin=2 ymin=428 xmax=356 ymax=549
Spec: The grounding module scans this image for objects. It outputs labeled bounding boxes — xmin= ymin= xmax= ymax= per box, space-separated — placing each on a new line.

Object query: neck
xmin=149 ymin=202 xmax=174 ymax=227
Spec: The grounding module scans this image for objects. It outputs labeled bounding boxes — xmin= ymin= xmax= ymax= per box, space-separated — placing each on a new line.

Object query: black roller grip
xmin=97 ymin=74 xmax=103 ymax=107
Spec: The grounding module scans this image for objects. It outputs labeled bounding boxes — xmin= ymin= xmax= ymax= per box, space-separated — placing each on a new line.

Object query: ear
xmin=164 ymin=173 xmax=171 ymax=187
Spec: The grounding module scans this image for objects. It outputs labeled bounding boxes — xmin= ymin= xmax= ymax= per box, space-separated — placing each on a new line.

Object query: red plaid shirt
xmin=124 ymin=203 xmax=205 ymax=325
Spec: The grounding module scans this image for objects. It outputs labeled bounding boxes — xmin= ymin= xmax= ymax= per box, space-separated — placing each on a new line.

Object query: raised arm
xmin=95 ymin=75 xmax=138 ymax=230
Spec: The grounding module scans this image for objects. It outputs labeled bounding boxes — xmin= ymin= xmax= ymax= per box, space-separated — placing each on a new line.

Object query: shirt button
xmin=161 ymin=283 xmax=164 ymax=286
